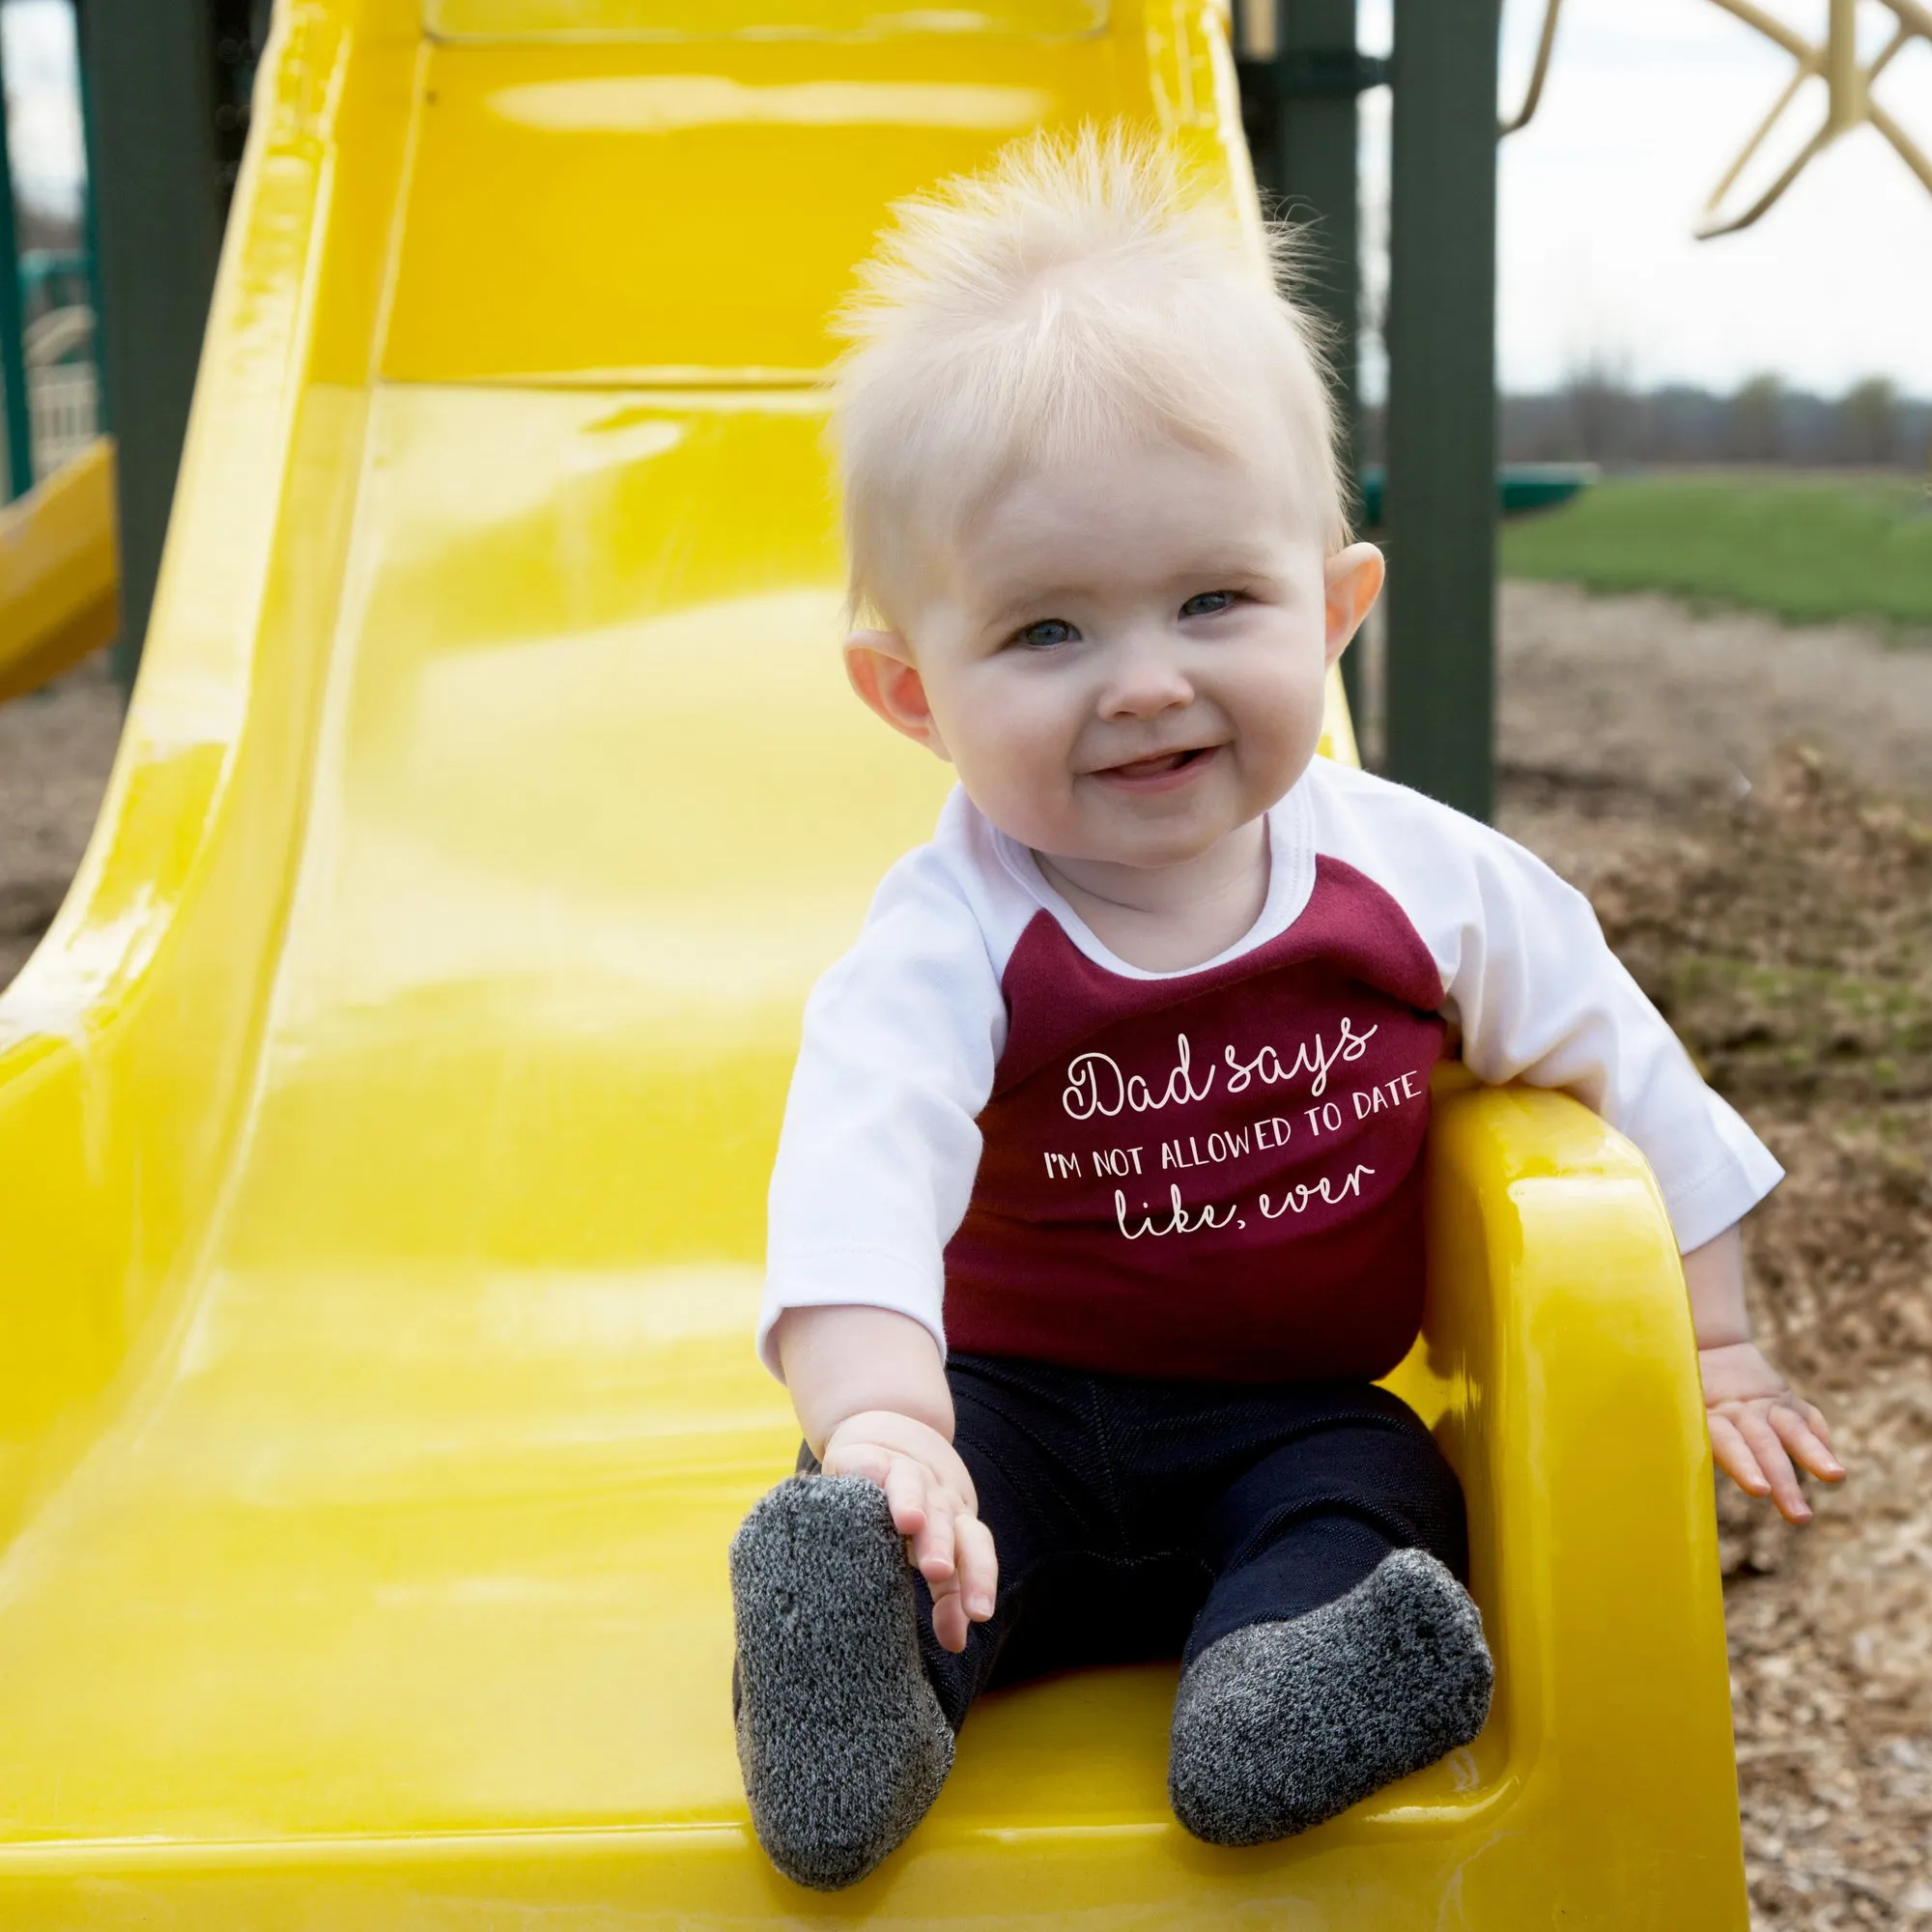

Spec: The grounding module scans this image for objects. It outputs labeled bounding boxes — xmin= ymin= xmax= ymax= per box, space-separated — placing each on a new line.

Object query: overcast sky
xmin=1476 ymin=0 xmax=1932 ymax=397
xmin=1 ymin=0 xmax=80 ymax=217
xmin=4 ymin=0 xmax=1927 ymax=397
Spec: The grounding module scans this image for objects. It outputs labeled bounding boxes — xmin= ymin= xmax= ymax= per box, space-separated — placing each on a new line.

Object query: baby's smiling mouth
xmin=1091 ymin=745 xmax=1221 ymax=790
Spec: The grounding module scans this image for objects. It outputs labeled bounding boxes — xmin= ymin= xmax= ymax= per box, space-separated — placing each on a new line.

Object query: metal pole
xmin=1383 ymin=0 xmax=1501 ymax=820
xmin=1236 ymin=2 xmax=1379 ymax=721
xmin=0 ymin=25 xmax=37 ymax=502
xmin=72 ymin=0 xmax=108 ymax=438
xmin=1274 ymin=0 xmax=1364 ymax=475
xmin=74 ymin=0 xmax=227 ymax=689
xmin=1826 ymin=0 xmax=1863 ymax=135
xmin=1279 ymin=0 xmax=1366 ymax=725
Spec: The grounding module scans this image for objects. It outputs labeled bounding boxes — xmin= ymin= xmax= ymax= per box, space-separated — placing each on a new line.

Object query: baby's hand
xmin=822 ymin=1409 xmax=998 ymax=1654
xmin=1699 ymin=1341 xmax=1844 ymax=1524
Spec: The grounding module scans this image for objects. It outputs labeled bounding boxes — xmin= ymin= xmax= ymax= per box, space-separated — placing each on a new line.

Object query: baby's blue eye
xmin=1012 ymin=618 xmax=1079 ymax=651
xmin=1180 ymin=590 xmax=1236 ymax=619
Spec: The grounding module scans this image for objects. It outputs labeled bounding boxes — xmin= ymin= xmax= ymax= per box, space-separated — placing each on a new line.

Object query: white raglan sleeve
xmin=756 ymin=850 xmax=1006 ymax=1380
xmin=1435 ymin=820 xmax=1784 ymax=1255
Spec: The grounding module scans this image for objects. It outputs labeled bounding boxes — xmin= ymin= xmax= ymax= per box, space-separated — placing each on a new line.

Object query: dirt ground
xmin=1497 ymin=582 xmax=1932 ymax=1930
xmin=0 ymin=651 xmax=122 ymax=989
xmin=1 ymin=586 xmax=1929 ymax=1922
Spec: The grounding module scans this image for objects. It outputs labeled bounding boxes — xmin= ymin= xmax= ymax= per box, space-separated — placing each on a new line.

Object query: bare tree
xmin=1727 ymin=375 xmax=1784 ymax=463
xmin=1838 ymin=377 xmax=1898 ymax=467
xmin=1561 ymin=358 xmax=1639 ymax=466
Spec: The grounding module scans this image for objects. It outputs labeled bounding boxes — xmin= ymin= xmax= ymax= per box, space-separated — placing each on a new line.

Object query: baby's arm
xmin=776 ymin=1304 xmax=997 ymax=1655
xmin=758 ymin=831 xmax=1013 ymax=1653
xmin=1373 ymin=793 xmax=1848 ymax=1520
xmin=1683 ymin=1224 xmax=1842 ymax=1523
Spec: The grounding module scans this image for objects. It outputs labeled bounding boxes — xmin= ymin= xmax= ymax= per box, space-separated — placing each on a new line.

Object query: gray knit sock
xmin=1169 ymin=1547 xmax=1493 ymax=1846
xmin=729 ymin=1474 xmax=954 ymax=1890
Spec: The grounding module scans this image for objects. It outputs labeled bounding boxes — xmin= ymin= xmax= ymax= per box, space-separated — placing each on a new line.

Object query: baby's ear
xmin=1322 ymin=543 xmax=1385 ymax=666
xmin=844 ymin=631 xmax=951 ymax=761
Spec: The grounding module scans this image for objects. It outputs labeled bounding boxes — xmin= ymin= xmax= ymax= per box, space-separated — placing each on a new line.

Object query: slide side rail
xmin=1411 ymin=1078 xmax=1748 ymax=1924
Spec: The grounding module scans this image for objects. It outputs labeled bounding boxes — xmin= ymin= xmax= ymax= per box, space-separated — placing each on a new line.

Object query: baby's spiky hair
xmin=830 ymin=125 xmax=1349 ymax=628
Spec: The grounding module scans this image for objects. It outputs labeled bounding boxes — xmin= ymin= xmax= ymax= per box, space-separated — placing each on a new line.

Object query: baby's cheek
xmin=1236 ymin=682 xmax=1316 ymax=762
xmin=954 ymin=725 xmax=1076 ymax=843
xmin=1231 ymin=692 xmax=1325 ymax=808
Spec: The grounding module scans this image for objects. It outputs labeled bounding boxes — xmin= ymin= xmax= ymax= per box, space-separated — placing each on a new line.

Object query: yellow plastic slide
xmin=0 ymin=2 xmax=1747 ymax=1922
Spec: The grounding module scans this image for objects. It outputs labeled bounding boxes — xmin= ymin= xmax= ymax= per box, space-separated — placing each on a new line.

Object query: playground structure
xmin=0 ymin=436 xmax=115 ymax=705
xmin=0 ymin=4 xmax=114 ymax=706
xmin=8 ymin=0 xmax=1589 ymax=822
xmin=3 ymin=255 xmax=100 ymax=491
xmin=0 ymin=1 xmax=1747 ymax=1923
xmin=1698 ymin=0 xmax=1932 ymax=237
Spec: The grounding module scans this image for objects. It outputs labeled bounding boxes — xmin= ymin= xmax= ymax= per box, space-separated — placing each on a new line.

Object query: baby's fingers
xmin=1708 ymin=1411 xmax=1770 ymax=1500
xmin=820 ymin=1442 xmax=933 ymax=1541
xmin=882 ymin=1456 xmax=932 ymax=1541
xmin=927 ymin=1572 xmax=971 ymax=1655
xmin=952 ymin=1513 xmax=999 ymax=1626
xmin=907 ymin=1493 xmax=958 ymax=1592
xmin=1737 ymin=1408 xmax=1811 ymax=1523
xmin=1771 ymin=1401 xmax=1844 ymax=1486
xmin=821 ymin=1439 xmax=893 ymax=1492
xmin=917 ymin=1503 xmax=971 ymax=1655
xmin=921 ymin=1509 xmax=997 ymax=1653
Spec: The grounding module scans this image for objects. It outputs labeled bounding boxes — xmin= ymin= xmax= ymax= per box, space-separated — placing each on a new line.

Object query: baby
xmin=728 ymin=129 xmax=1842 ymax=1891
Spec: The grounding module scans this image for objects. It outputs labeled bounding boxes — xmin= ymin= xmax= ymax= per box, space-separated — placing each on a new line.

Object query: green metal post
xmin=1280 ymin=0 xmax=1367 ymax=728
xmin=0 ymin=27 xmax=37 ymax=502
xmin=75 ymin=0 xmax=228 ymax=689
xmin=1236 ymin=2 xmax=1380 ymax=721
xmin=1273 ymin=1 xmax=1364 ymax=475
xmin=1382 ymin=0 xmax=1501 ymax=820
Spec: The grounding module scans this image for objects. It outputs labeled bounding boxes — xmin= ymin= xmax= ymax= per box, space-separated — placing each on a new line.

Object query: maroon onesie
xmin=945 ymin=857 xmax=1448 ymax=1383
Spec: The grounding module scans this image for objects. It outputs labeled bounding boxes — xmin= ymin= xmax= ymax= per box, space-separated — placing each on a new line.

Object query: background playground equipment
xmin=0 ymin=436 xmax=117 ymax=705
xmin=1 ymin=0 xmax=1565 ymax=820
xmin=0 ymin=0 xmax=102 ymax=509
xmin=1698 ymin=0 xmax=1932 ymax=237
xmin=16 ymin=260 xmax=100 ymax=482
xmin=0 ymin=2 xmax=1749 ymax=1922
xmin=0 ymin=1 xmax=113 ymax=703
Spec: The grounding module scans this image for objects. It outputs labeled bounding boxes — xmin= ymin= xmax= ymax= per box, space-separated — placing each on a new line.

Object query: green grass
xmin=1498 ymin=470 xmax=1932 ymax=633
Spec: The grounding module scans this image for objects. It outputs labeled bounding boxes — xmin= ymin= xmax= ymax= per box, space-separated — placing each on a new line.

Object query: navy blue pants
xmin=860 ymin=1354 xmax=1468 ymax=1732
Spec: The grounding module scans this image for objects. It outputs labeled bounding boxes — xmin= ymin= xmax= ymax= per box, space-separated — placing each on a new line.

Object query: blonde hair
xmin=830 ymin=125 xmax=1349 ymax=628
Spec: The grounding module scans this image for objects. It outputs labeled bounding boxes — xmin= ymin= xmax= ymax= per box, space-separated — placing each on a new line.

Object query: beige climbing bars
xmin=1499 ymin=0 xmax=1565 ymax=135
xmin=1698 ymin=0 xmax=1932 ymax=238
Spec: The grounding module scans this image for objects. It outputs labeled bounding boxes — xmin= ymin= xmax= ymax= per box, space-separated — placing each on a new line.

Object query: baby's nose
xmin=1097 ymin=637 xmax=1193 ymax=718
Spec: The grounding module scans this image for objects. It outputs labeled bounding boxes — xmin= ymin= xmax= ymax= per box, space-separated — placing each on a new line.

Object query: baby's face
xmin=857 ymin=439 xmax=1357 ymax=874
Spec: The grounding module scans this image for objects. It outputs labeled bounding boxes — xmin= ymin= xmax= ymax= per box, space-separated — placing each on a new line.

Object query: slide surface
xmin=0 ymin=4 xmax=1746 ymax=1923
